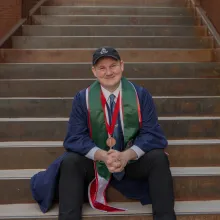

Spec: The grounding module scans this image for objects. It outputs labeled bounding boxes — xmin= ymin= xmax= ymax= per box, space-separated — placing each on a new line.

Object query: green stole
xmin=88 ymin=77 xmax=141 ymax=181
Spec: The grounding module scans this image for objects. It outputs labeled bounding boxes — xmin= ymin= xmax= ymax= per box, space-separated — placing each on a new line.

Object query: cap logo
xmin=100 ymin=48 xmax=108 ymax=55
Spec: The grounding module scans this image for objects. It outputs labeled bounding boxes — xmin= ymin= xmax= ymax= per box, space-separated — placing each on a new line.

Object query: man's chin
xmin=106 ymin=82 xmax=119 ymax=87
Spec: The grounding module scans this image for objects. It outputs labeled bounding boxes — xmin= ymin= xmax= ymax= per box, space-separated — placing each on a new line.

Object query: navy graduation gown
xmin=30 ymin=81 xmax=168 ymax=213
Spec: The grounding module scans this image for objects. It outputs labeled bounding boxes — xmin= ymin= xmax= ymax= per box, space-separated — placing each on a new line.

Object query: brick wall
xmin=200 ymin=0 xmax=220 ymax=34
xmin=0 ymin=0 xmax=40 ymax=40
xmin=0 ymin=0 xmax=21 ymax=40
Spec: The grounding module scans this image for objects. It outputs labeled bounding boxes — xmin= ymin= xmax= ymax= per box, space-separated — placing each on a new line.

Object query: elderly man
xmin=31 ymin=47 xmax=176 ymax=220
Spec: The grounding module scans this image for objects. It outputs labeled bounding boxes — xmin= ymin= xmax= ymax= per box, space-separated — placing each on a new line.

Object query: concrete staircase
xmin=1 ymin=0 xmax=220 ymax=219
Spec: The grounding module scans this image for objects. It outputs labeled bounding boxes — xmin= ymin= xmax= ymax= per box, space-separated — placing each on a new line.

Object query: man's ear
xmin=120 ymin=60 xmax=124 ymax=72
xmin=92 ymin=66 xmax=97 ymax=78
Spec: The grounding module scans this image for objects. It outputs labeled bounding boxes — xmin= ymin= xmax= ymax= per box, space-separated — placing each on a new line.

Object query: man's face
xmin=92 ymin=57 xmax=124 ymax=90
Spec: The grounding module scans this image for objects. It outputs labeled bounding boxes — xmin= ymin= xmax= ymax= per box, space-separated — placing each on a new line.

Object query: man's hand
xmin=94 ymin=149 xmax=120 ymax=168
xmin=106 ymin=149 xmax=138 ymax=173
xmin=105 ymin=151 xmax=122 ymax=172
xmin=94 ymin=148 xmax=138 ymax=173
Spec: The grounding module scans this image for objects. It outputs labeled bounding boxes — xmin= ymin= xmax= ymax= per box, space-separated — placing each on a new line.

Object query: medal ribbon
xmin=100 ymin=90 xmax=120 ymax=137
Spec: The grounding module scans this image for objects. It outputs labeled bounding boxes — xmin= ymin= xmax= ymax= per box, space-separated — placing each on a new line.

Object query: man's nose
xmin=106 ymin=68 xmax=112 ymax=75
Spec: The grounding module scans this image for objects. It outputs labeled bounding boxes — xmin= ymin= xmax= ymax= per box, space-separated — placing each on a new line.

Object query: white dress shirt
xmin=85 ymin=81 xmax=145 ymax=160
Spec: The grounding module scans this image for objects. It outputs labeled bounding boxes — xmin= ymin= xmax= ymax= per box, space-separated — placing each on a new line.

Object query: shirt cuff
xmin=130 ymin=145 xmax=145 ymax=160
xmin=85 ymin=146 xmax=100 ymax=160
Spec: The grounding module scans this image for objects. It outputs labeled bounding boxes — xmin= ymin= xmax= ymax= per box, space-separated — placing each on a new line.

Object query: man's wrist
xmin=123 ymin=149 xmax=138 ymax=161
xmin=94 ymin=149 xmax=108 ymax=162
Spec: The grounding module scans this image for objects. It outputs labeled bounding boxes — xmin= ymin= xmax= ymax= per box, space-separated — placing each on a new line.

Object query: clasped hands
xmin=95 ymin=148 xmax=138 ymax=173
xmin=105 ymin=149 xmax=128 ymax=173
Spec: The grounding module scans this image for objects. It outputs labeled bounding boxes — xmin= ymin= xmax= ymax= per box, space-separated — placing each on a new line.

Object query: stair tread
xmin=0 ymin=48 xmax=211 ymax=50
xmin=1 ymin=61 xmax=219 ymax=64
xmin=1 ymin=78 xmax=220 ymax=80
xmin=1 ymin=139 xmax=220 ymax=148
xmin=41 ymin=6 xmax=188 ymax=8
xmin=1 ymin=116 xmax=220 ymax=121
xmin=22 ymin=24 xmax=203 ymax=27
xmin=1 ymin=96 xmax=220 ymax=98
xmin=0 ymin=201 xmax=220 ymax=217
xmin=33 ymin=15 xmax=195 ymax=17
xmin=1 ymin=167 xmax=220 ymax=179
xmin=13 ymin=36 xmax=211 ymax=38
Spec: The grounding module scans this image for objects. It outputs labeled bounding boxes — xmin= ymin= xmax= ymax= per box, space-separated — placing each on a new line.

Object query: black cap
xmin=92 ymin=46 xmax=121 ymax=65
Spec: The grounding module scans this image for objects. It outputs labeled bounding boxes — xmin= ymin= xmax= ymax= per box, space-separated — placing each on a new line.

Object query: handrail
xmin=196 ymin=7 xmax=220 ymax=47
xmin=189 ymin=0 xmax=220 ymax=47
xmin=29 ymin=0 xmax=47 ymax=17
xmin=0 ymin=19 xmax=26 ymax=48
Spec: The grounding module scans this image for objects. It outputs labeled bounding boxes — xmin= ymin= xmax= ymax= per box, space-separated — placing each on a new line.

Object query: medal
xmin=101 ymin=90 xmax=121 ymax=148
xmin=106 ymin=137 xmax=116 ymax=148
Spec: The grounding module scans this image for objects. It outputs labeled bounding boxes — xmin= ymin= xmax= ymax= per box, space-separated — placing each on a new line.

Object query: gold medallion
xmin=106 ymin=137 xmax=116 ymax=148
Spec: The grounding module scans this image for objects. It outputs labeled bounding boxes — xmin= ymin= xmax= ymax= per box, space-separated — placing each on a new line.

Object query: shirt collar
xmin=101 ymin=81 xmax=121 ymax=101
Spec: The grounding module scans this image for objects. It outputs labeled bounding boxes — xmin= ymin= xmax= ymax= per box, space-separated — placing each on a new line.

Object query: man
xmin=31 ymin=46 xmax=176 ymax=220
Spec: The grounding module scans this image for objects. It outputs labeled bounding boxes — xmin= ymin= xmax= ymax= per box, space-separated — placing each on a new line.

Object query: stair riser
xmin=32 ymin=15 xmax=197 ymax=26
xmin=0 ymin=120 xmax=219 ymax=141
xmin=45 ymin=0 xmax=187 ymax=6
xmin=1 ymin=98 xmax=220 ymax=117
xmin=12 ymin=37 xmax=213 ymax=49
xmin=22 ymin=26 xmax=207 ymax=37
xmin=1 ymin=176 xmax=220 ymax=204
xmin=41 ymin=7 xmax=192 ymax=16
xmin=1 ymin=63 xmax=220 ymax=79
xmin=0 ymin=79 xmax=219 ymax=97
xmin=0 ymin=145 xmax=220 ymax=169
xmin=216 ymin=49 xmax=220 ymax=62
xmin=167 ymin=145 xmax=220 ymax=167
xmin=0 ymin=49 xmax=212 ymax=63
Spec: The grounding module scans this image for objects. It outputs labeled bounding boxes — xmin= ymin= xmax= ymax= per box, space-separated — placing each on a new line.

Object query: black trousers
xmin=58 ymin=149 xmax=176 ymax=220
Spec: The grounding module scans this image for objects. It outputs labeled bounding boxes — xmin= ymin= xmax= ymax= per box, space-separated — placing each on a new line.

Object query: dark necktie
xmin=108 ymin=94 xmax=125 ymax=181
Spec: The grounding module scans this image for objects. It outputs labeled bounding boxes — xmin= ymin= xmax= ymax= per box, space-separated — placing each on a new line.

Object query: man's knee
xmin=61 ymin=152 xmax=84 ymax=170
xmin=146 ymin=149 xmax=169 ymax=166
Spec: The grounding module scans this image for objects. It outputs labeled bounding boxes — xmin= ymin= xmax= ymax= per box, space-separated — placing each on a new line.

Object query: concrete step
xmin=1 ymin=168 xmax=220 ymax=204
xmin=0 ymin=140 xmax=220 ymax=169
xmin=0 ymin=117 xmax=220 ymax=141
xmin=31 ymin=15 xmax=198 ymax=26
xmin=0 ymin=79 xmax=220 ymax=97
xmin=0 ymin=49 xmax=213 ymax=63
xmin=40 ymin=6 xmax=193 ymax=16
xmin=1 ymin=97 xmax=220 ymax=117
xmin=12 ymin=36 xmax=213 ymax=49
xmin=22 ymin=25 xmax=207 ymax=37
xmin=1 ymin=201 xmax=220 ymax=219
xmin=44 ymin=0 xmax=187 ymax=7
xmin=1 ymin=63 xmax=219 ymax=79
